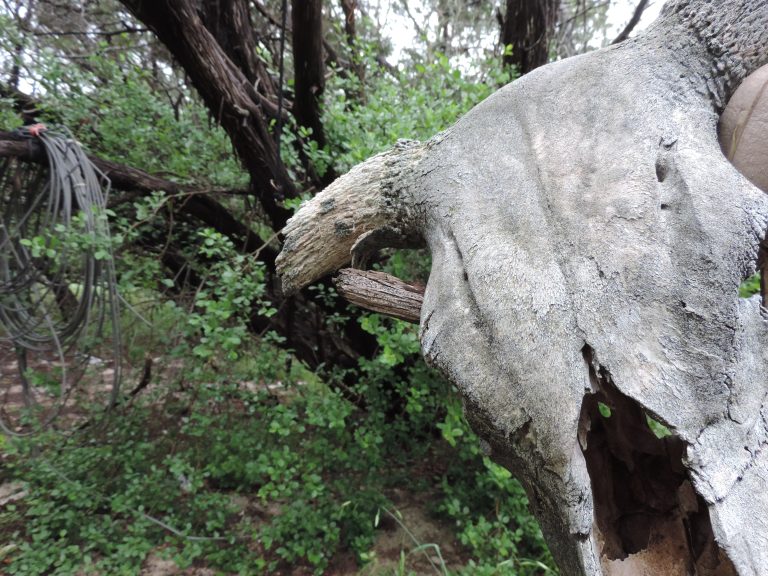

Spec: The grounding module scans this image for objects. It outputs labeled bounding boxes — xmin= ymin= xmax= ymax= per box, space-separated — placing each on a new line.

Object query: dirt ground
xmin=131 ymin=486 xmax=465 ymax=576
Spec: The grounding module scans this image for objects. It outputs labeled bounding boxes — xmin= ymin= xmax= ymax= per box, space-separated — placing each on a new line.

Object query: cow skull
xmin=277 ymin=1 xmax=768 ymax=573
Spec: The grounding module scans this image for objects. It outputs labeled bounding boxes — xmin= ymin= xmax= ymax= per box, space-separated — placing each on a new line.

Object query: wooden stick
xmin=333 ymin=269 xmax=424 ymax=324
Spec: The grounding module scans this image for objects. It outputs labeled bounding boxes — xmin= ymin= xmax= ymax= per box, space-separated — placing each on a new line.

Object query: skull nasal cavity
xmin=579 ymin=346 xmax=737 ymax=573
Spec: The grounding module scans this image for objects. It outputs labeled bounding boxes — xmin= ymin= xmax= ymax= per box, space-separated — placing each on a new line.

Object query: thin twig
xmin=29 ymin=27 xmax=148 ymax=38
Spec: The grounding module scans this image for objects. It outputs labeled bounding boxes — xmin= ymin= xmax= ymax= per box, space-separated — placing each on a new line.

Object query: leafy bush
xmin=2 ymin=317 xmax=554 ymax=575
xmin=740 ymin=272 xmax=762 ymax=298
xmin=324 ymin=51 xmax=513 ymax=173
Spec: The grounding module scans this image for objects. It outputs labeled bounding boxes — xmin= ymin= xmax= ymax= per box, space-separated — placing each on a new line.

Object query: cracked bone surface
xmin=276 ymin=1 xmax=768 ymax=574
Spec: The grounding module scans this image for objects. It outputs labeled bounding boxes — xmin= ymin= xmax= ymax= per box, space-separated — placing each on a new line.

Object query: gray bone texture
xmin=277 ymin=1 xmax=768 ymax=574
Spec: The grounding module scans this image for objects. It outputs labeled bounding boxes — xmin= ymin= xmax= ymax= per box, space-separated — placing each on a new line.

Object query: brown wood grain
xmin=334 ymin=269 xmax=424 ymax=324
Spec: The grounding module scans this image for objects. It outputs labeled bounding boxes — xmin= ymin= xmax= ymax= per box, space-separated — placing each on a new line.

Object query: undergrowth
xmin=0 ymin=320 xmax=554 ymax=575
xmin=0 ymin=223 xmax=553 ymax=574
xmin=0 ymin=226 xmax=554 ymax=575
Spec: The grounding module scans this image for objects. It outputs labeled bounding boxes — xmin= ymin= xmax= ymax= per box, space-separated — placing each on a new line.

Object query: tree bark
xmin=199 ymin=0 xmax=263 ymax=86
xmin=291 ymin=0 xmax=326 ymax=148
xmin=120 ymin=0 xmax=295 ymax=229
xmin=500 ymin=0 xmax=560 ymax=74
xmin=198 ymin=0 xmax=285 ymax=121
xmin=291 ymin=0 xmax=338 ymax=185
xmin=340 ymin=0 xmax=357 ymax=46
xmin=339 ymin=0 xmax=366 ymax=100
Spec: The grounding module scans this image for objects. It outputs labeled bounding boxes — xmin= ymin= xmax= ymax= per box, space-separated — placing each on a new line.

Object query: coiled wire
xmin=0 ymin=126 xmax=121 ymax=433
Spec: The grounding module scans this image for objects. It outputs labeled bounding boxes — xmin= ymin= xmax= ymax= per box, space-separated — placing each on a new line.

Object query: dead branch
xmin=334 ymin=269 xmax=424 ymax=323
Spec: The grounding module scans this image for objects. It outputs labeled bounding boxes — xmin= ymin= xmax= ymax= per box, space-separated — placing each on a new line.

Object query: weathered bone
xmin=277 ymin=1 xmax=768 ymax=574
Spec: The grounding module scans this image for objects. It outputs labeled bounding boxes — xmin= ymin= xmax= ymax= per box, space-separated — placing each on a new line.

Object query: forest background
xmin=0 ymin=1 xmax=729 ymax=575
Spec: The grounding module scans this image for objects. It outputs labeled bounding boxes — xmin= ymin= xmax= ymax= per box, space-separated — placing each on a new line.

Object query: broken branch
xmin=333 ymin=269 xmax=424 ymax=323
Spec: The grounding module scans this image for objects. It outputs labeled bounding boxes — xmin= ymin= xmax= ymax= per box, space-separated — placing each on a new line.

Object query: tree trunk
xmin=120 ymin=0 xmax=295 ymax=229
xmin=291 ymin=0 xmax=327 ymax=150
xmin=278 ymin=1 xmax=768 ymax=574
xmin=339 ymin=0 xmax=366 ymax=100
xmin=291 ymin=0 xmax=337 ymax=185
xmin=197 ymin=0 xmax=285 ymax=120
xmin=500 ymin=0 xmax=560 ymax=74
